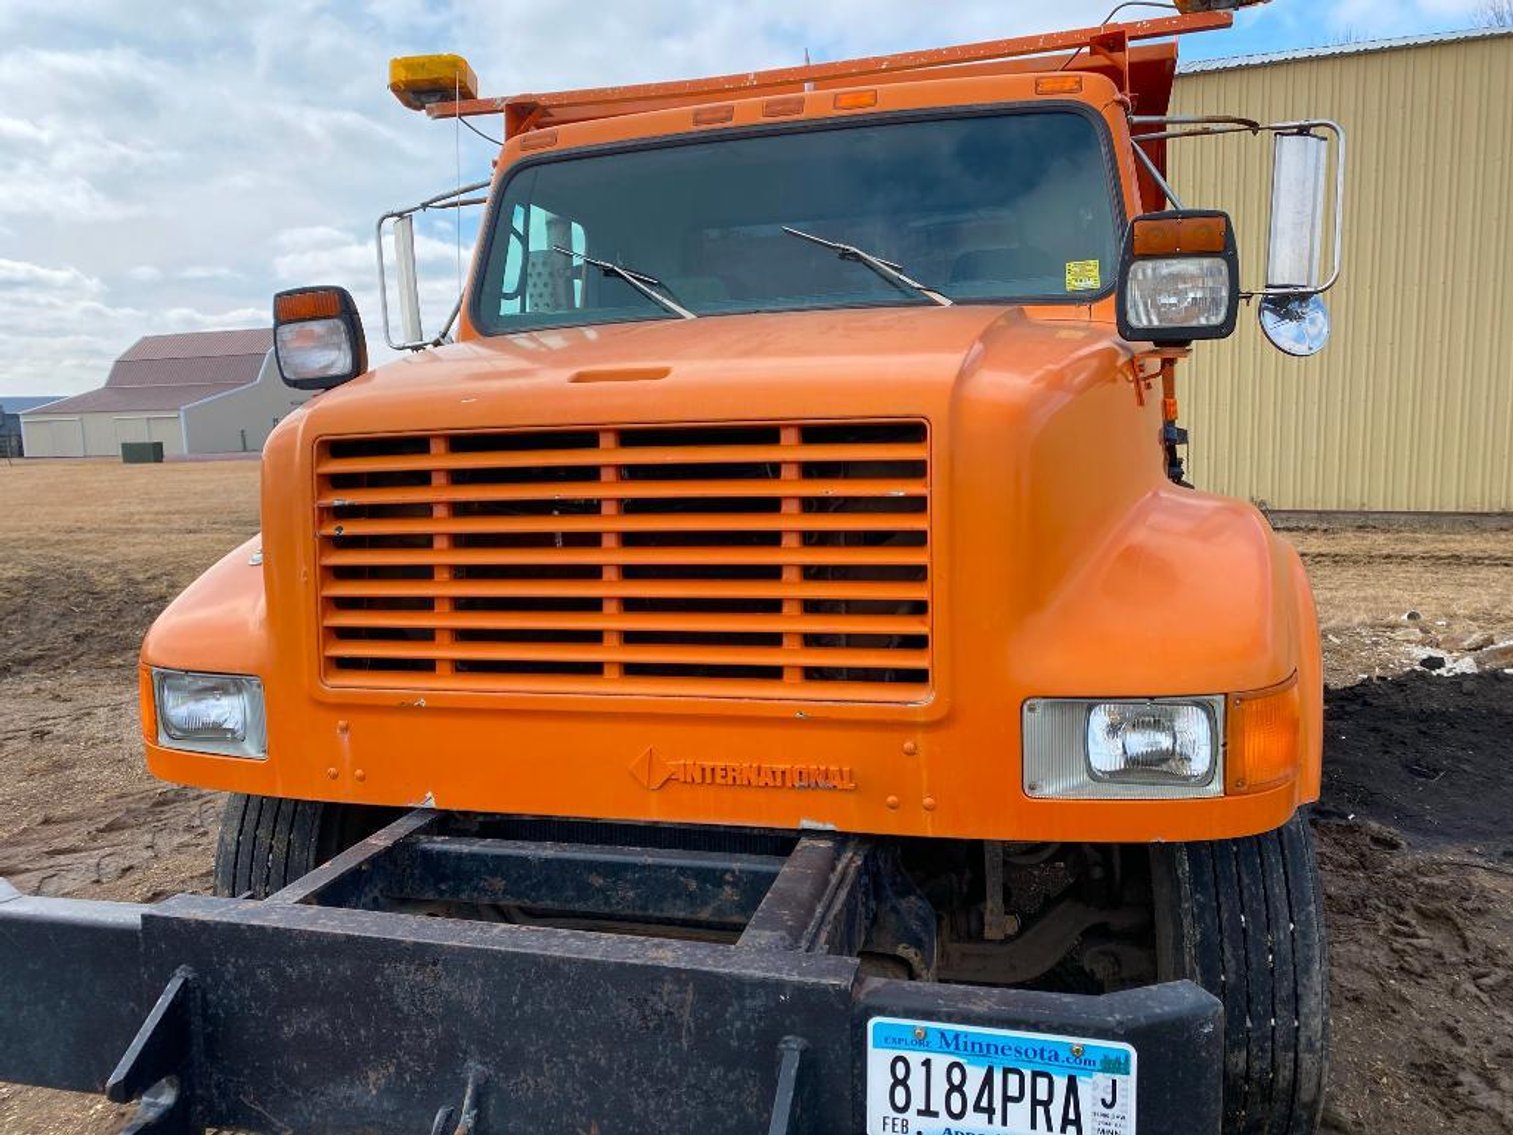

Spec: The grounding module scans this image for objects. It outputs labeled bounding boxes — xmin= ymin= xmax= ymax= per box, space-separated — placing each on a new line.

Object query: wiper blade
xmin=781 ymin=226 xmax=952 ymax=307
xmin=551 ymin=247 xmax=696 ymax=320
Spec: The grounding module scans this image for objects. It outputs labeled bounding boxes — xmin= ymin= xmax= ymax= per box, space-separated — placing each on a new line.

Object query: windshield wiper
xmin=780 ymin=226 xmax=952 ymax=307
xmin=551 ymin=247 xmax=697 ymax=320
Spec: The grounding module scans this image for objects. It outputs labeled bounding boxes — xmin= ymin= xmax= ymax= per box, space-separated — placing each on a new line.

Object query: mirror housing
xmin=272 ymin=286 xmax=368 ymax=391
xmin=1117 ymin=210 xmax=1240 ymax=345
xmin=1267 ymin=132 xmax=1330 ymax=291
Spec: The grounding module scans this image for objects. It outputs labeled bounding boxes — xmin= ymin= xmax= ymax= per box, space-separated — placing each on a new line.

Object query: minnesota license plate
xmin=866 ymin=1017 xmax=1136 ymax=1135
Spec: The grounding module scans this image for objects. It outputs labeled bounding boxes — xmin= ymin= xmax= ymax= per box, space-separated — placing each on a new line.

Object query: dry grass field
xmin=0 ymin=458 xmax=1510 ymax=1134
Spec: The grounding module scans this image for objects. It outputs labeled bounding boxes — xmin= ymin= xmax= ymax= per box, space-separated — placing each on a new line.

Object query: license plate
xmin=866 ymin=1017 xmax=1136 ymax=1135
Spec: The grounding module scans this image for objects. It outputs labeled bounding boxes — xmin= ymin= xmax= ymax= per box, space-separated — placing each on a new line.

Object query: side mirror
xmin=387 ymin=213 xmax=425 ymax=345
xmin=374 ymin=180 xmax=490 ymax=351
xmin=1260 ymin=130 xmax=1336 ymax=356
xmin=1116 ymin=210 xmax=1240 ymax=345
xmin=272 ymin=286 xmax=368 ymax=391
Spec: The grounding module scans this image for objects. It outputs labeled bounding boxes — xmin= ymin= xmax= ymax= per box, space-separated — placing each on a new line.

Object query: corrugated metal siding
xmin=1170 ymin=35 xmax=1513 ymax=511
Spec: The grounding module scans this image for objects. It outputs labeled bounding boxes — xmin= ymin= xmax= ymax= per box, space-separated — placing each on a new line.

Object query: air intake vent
xmin=314 ymin=420 xmax=931 ymax=702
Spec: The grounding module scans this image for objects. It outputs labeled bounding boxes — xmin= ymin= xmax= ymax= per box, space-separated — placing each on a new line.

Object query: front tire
xmin=1151 ymin=812 xmax=1329 ymax=1135
xmin=212 ymin=794 xmax=393 ymax=898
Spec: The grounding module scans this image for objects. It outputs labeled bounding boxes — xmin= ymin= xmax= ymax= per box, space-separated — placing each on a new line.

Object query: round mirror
xmin=1259 ymin=293 xmax=1330 ymax=357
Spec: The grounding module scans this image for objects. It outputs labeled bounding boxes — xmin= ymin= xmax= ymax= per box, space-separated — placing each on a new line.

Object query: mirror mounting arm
xmin=375 ymin=179 xmax=492 ymax=352
xmin=1128 ymin=116 xmax=1346 ymax=298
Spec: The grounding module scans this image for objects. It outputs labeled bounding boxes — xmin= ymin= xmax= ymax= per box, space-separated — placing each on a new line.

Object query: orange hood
xmin=297 ymin=304 xmax=1116 ymax=438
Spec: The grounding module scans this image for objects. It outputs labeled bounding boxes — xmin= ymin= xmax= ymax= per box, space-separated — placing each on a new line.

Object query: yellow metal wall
xmin=1169 ymin=33 xmax=1513 ymax=511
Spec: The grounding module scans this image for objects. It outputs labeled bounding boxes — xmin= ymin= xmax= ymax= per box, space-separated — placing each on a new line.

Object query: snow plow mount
xmin=0 ymin=810 xmax=1222 ymax=1134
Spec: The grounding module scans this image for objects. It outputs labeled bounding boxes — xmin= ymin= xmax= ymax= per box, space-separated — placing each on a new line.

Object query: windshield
xmin=475 ymin=109 xmax=1121 ymax=334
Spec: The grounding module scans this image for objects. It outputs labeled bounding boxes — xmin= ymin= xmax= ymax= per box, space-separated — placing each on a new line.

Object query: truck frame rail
xmin=0 ymin=810 xmax=1222 ymax=1134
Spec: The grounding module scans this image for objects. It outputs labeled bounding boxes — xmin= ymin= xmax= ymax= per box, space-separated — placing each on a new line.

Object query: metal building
xmin=1170 ymin=27 xmax=1513 ymax=513
xmin=0 ymin=397 xmax=62 ymax=458
xmin=20 ymin=329 xmax=308 ymax=459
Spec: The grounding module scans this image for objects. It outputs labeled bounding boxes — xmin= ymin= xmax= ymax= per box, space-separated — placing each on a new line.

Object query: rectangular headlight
xmin=274 ymin=318 xmax=354 ymax=382
xmin=1123 ymin=257 xmax=1232 ymax=330
xmin=1024 ymin=697 xmax=1224 ymax=799
xmin=151 ymin=669 xmax=267 ymax=759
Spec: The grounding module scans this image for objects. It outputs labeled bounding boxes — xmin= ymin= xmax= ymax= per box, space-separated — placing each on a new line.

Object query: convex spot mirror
xmin=1117 ymin=210 xmax=1240 ymax=345
xmin=273 ymin=286 xmax=368 ymax=391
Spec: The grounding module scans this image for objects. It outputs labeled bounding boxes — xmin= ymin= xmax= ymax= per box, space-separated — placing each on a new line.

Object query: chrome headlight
xmin=1024 ymin=697 xmax=1223 ymax=799
xmin=151 ymin=669 xmax=267 ymax=759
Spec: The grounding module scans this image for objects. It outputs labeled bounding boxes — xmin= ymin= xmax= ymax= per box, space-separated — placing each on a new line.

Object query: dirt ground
xmin=0 ymin=459 xmax=1510 ymax=1134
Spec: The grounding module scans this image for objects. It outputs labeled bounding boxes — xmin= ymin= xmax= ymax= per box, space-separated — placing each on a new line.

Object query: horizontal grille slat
xmin=319 ymin=478 xmax=924 ymax=508
xmin=323 ymin=609 xmax=929 ymax=636
xmin=315 ymin=420 xmax=932 ymax=702
xmin=321 ymin=546 xmax=928 ymax=569
xmin=320 ymin=578 xmax=929 ymax=602
xmin=317 ymin=441 xmax=925 ymax=476
xmin=325 ymin=641 xmax=929 ymax=669
xmin=323 ymin=672 xmax=932 ymax=700
xmin=319 ymin=513 xmax=929 ymax=537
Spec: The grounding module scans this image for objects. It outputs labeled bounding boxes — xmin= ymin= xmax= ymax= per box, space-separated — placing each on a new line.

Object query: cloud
xmin=178 ymin=266 xmax=242 ymax=281
xmin=0 ymin=258 xmax=104 ymax=294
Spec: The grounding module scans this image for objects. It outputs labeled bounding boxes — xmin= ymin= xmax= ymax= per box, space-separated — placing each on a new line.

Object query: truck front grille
xmin=314 ymin=420 xmax=931 ymax=702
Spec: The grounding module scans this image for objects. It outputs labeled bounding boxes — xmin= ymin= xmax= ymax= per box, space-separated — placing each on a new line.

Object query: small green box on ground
xmin=120 ymin=441 xmax=164 ymax=464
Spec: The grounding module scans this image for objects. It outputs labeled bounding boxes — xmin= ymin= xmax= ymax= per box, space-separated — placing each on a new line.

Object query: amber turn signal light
xmin=1131 ymin=215 xmax=1229 ymax=256
xmin=273 ymin=289 xmax=341 ymax=322
xmin=1226 ymin=676 xmax=1301 ymax=795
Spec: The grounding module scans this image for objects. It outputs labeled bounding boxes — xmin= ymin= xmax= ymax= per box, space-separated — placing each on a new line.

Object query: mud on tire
xmin=212 ymin=793 xmax=393 ymax=898
xmin=1151 ymin=812 xmax=1329 ymax=1135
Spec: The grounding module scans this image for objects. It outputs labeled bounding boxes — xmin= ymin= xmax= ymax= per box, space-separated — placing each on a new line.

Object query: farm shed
xmin=0 ymin=396 xmax=62 ymax=458
xmin=20 ymin=329 xmax=308 ymax=459
xmin=1171 ymin=26 xmax=1513 ymax=513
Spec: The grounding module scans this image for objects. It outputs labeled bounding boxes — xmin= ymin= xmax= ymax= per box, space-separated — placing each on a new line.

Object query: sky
xmin=0 ymin=0 xmax=1498 ymax=400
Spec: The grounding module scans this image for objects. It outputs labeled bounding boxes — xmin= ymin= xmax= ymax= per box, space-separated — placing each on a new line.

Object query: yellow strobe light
xmin=1173 ymin=0 xmax=1270 ymax=11
xmin=389 ymin=54 xmax=479 ymax=111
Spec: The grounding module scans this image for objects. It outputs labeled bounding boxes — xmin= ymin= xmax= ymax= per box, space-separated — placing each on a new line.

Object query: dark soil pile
xmin=1316 ymin=671 xmax=1513 ymax=1135
xmin=0 ymin=565 xmax=183 ymax=675
xmin=1321 ymin=669 xmax=1513 ymax=854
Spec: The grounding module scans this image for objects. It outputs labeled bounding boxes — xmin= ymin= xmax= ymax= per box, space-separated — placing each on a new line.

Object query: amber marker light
xmin=519 ymin=129 xmax=559 ymax=151
xmin=1035 ymin=75 xmax=1084 ymax=96
xmin=762 ymin=96 xmax=806 ymax=117
xmin=833 ymin=90 xmax=879 ymax=110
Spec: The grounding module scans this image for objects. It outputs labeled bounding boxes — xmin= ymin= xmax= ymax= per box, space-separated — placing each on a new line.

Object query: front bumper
xmin=0 ymin=817 xmax=1222 ymax=1134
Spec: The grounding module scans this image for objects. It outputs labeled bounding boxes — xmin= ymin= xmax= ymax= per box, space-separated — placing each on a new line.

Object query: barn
xmin=20 ymin=329 xmax=308 ymax=459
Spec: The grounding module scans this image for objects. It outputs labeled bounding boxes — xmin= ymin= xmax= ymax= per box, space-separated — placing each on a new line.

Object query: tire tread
xmin=1152 ymin=813 xmax=1328 ymax=1135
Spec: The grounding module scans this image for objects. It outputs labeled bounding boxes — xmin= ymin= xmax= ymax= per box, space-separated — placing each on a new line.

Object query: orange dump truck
xmin=0 ymin=5 xmax=1345 ymax=1133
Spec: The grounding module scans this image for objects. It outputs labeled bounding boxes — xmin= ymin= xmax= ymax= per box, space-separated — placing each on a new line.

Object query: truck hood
xmin=296 ymin=305 xmax=1126 ymax=436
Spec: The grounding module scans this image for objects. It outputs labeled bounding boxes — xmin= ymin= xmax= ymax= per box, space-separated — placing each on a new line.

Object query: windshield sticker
xmin=1065 ymin=259 xmax=1102 ymax=292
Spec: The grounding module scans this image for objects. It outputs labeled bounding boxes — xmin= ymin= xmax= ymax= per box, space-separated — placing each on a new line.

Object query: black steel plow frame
xmin=0 ymin=809 xmax=1223 ymax=1134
